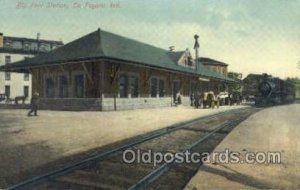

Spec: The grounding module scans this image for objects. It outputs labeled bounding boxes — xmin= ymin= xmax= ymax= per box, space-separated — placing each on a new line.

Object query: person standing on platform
xmin=194 ymin=92 xmax=200 ymax=108
xmin=190 ymin=93 xmax=195 ymax=107
xmin=28 ymin=92 xmax=39 ymax=117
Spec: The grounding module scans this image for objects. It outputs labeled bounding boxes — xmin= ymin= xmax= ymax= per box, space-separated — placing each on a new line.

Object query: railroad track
xmin=8 ymin=107 xmax=260 ymax=190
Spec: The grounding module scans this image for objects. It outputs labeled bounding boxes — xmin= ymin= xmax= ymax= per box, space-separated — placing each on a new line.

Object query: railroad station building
xmin=0 ymin=29 xmax=235 ymax=111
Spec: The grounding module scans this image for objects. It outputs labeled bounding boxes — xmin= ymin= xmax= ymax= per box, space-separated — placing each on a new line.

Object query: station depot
xmin=0 ymin=28 xmax=236 ymax=111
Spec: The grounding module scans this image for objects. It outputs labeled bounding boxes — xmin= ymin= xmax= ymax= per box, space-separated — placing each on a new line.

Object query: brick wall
xmin=30 ymin=61 xmax=222 ymax=111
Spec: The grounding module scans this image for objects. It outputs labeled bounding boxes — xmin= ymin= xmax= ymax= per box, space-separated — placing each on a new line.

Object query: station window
xmin=150 ymin=78 xmax=158 ymax=97
xmin=119 ymin=74 xmax=128 ymax=98
xmin=45 ymin=78 xmax=55 ymax=98
xmin=59 ymin=76 xmax=68 ymax=98
xmin=5 ymin=85 xmax=10 ymax=98
xmin=24 ymin=73 xmax=30 ymax=81
xmin=31 ymin=43 xmax=38 ymax=51
xmin=74 ymin=74 xmax=84 ymax=98
xmin=158 ymin=79 xmax=164 ymax=97
xmin=150 ymin=78 xmax=165 ymax=98
xmin=23 ymin=43 xmax=30 ymax=51
xmin=5 ymin=72 xmax=11 ymax=81
xmin=5 ymin=56 xmax=11 ymax=81
xmin=44 ymin=44 xmax=51 ymax=52
xmin=130 ymin=76 xmax=139 ymax=98
xmin=4 ymin=41 xmax=12 ymax=49
xmin=39 ymin=43 xmax=47 ymax=52
xmin=5 ymin=56 xmax=11 ymax=64
xmin=12 ymin=41 xmax=22 ymax=49
xmin=24 ymin=86 xmax=29 ymax=97
xmin=187 ymin=56 xmax=193 ymax=66
xmin=172 ymin=81 xmax=181 ymax=102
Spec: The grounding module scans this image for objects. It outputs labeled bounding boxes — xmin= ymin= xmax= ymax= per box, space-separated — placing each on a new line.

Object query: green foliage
xmin=227 ymin=72 xmax=242 ymax=93
xmin=228 ymin=72 xmax=243 ymax=80
xmin=286 ymin=77 xmax=300 ymax=83
xmin=286 ymin=77 xmax=300 ymax=99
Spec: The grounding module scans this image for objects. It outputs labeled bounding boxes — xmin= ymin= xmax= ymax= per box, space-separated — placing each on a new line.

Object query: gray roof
xmin=166 ymin=51 xmax=185 ymax=63
xmin=0 ymin=28 xmax=235 ymax=82
xmin=199 ymin=57 xmax=228 ymax=66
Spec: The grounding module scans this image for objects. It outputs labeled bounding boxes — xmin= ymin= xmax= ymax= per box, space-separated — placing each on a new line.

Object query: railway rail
xmin=8 ymin=107 xmax=260 ymax=190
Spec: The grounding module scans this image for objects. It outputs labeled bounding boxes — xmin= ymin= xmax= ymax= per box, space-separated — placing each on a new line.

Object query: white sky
xmin=0 ymin=0 xmax=299 ymax=79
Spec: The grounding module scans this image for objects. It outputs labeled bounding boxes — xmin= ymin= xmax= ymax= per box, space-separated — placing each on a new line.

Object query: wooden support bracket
xmin=145 ymin=69 xmax=152 ymax=84
xmin=82 ymin=62 xmax=94 ymax=84
xmin=110 ymin=63 xmax=120 ymax=84
xmin=44 ymin=66 xmax=50 ymax=74
xmin=59 ymin=64 xmax=65 ymax=72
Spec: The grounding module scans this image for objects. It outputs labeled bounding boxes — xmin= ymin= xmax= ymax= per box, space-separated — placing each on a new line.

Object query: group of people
xmin=174 ymin=91 xmax=221 ymax=109
xmin=190 ymin=91 xmax=243 ymax=109
xmin=190 ymin=91 xmax=220 ymax=109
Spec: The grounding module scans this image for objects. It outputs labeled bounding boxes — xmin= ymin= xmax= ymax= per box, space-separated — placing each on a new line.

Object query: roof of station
xmin=0 ymin=28 xmax=235 ymax=82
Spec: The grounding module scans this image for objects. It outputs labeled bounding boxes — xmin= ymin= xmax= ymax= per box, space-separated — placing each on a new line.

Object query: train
xmin=242 ymin=73 xmax=295 ymax=106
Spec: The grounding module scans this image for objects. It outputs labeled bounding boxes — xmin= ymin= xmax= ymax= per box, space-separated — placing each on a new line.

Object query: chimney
xmin=37 ymin=32 xmax=40 ymax=40
xmin=193 ymin=34 xmax=200 ymax=70
xmin=37 ymin=33 xmax=41 ymax=52
xmin=0 ymin=33 xmax=3 ymax=48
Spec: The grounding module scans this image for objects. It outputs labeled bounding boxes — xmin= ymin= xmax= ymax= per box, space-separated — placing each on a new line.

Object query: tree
xmin=228 ymin=72 xmax=243 ymax=81
xmin=286 ymin=77 xmax=300 ymax=83
xmin=227 ymin=72 xmax=243 ymax=93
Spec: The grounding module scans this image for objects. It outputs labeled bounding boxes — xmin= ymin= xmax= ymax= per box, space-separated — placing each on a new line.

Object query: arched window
xmin=130 ymin=76 xmax=139 ymax=98
xmin=46 ymin=78 xmax=55 ymax=97
xmin=150 ymin=78 xmax=158 ymax=97
xmin=74 ymin=74 xmax=84 ymax=98
xmin=158 ymin=79 xmax=164 ymax=97
xmin=119 ymin=74 xmax=128 ymax=98
xmin=59 ymin=76 xmax=68 ymax=98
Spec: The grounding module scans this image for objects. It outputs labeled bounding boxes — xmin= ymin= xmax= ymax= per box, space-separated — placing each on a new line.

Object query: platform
xmin=0 ymin=105 xmax=245 ymax=187
xmin=185 ymin=104 xmax=300 ymax=190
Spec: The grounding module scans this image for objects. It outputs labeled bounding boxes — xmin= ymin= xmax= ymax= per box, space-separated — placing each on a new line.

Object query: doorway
xmin=172 ymin=81 xmax=180 ymax=103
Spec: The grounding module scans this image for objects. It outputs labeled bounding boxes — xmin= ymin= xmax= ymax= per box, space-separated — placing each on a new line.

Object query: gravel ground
xmin=185 ymin=103 xmax=300 ymax=190
xmin=0 ymin=105 xmax=245 ymax=187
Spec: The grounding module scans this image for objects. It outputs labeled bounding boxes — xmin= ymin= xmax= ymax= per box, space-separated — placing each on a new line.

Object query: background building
xmin=198 ymin=57 xmax=228 ymax=76
xmin=0 ymin=32 xmax=63 ymax=103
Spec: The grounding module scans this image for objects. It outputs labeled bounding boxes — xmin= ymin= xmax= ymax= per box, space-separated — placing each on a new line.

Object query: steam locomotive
xmin=242 ymin=74 xmax=295 ymax=106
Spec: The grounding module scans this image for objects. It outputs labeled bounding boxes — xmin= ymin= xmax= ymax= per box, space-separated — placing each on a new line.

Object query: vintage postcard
xmin=0 ymin=0 xmax=299 ymax=189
